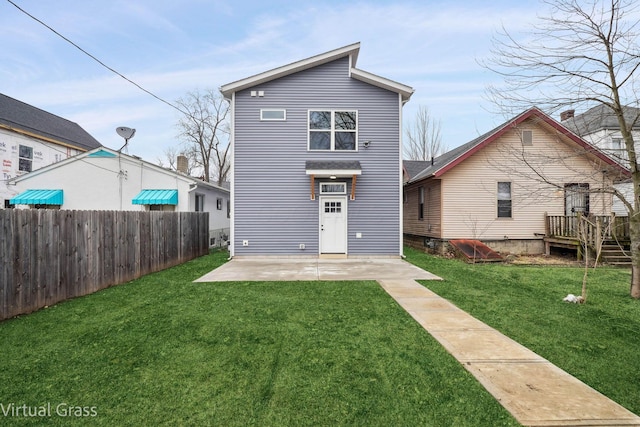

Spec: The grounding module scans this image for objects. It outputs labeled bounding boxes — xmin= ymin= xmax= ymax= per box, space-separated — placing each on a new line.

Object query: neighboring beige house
xmin=403 ymin=108 xmax=629 ymax=255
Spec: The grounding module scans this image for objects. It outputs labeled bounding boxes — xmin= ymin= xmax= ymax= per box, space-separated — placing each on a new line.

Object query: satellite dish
xmin=116 ymin=127 xmax=136 ymax=140
xmin=116 ymin=126 xmax=136 ymax=152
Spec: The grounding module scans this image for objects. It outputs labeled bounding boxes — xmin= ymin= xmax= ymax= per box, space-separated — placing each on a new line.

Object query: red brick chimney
xmin=560 ymin=110 xmax=575 ymax=121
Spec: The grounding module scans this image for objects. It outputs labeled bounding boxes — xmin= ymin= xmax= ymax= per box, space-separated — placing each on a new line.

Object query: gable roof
xmin=0 ymin=93 xmax=102 ymax=151
xmin=9 ymin=146 xmax=229 ymax=193
xmin=562 ymin=104 xmax=640 ymax=136
xmin=407 ymin=107 xmax=629 ymax=184
xmin=220 ymin=43 xmax=414 ymax=102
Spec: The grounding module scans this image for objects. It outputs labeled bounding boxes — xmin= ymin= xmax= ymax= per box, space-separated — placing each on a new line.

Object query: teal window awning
xmin=132 ymin=189 xmax=178 ymax=205
xmin=10 ymin=189 xmax=63 ymax=205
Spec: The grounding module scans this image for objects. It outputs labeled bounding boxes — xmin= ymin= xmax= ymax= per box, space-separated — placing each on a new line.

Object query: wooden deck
xmin=544 ymin=214 xmax=630 ymax=263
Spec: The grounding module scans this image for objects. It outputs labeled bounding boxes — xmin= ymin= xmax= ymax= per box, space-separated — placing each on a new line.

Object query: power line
xmin=6 ymin=0 xmax=189 ymax=117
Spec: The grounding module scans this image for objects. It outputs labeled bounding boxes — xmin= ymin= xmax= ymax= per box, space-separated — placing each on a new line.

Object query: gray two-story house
xmin=221 ymin=43 xmax=414 ymax=257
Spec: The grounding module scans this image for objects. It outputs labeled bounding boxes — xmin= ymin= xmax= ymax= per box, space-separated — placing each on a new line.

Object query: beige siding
xmin=403 ymin=180 xmax=442 ymax=238
xmin=440 ymin=119 xmax=614 ymax=240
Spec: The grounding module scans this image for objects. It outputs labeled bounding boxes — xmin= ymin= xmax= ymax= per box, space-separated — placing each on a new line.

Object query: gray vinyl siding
xmin=233 ymin=57 xmax=401 ymax=255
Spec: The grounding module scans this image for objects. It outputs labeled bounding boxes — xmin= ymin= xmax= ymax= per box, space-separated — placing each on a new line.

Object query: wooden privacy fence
xmin=0 ymin=210 xmax=209 ymax=321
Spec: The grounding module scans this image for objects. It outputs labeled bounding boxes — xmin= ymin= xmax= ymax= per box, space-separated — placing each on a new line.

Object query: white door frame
xmin=319 ymin=195 xmax=348 ymax=254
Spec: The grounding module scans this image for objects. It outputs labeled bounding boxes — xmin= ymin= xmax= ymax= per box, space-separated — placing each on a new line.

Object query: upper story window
xmin=612 ymin=138 xmax=624 ymax=151
xmin=521 ymin=130 xmax=533 ymax=146
xmin=261 ymin=109 xmax=286 ymax=121
xmin=19 ymin=145 xmax=33 ymax=172
xmin=309 ymin=110 xmax=357 ymax=151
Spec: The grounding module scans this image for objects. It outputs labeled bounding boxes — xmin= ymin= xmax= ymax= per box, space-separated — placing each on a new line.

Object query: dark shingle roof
xmin=0 ymin=93 xmax=101 ymax=151
xmin=408 ymin=124 xmax=499 ymax=183
xmin=562 ymin=105 xmax=640 ymax=136
xmin=403 ymin=160 xmax=430 ymax=180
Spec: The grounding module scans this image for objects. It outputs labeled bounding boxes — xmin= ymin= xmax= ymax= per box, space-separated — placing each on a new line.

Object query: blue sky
xmin=0 ymin=0 xmax=540 ymax=162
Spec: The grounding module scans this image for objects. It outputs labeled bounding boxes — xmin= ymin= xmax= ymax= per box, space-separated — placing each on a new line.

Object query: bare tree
xmin=404 ymin=106 xmax=445 ymax=160
xmin=483 ymin=0 xmax=640 ymax=298
xmin=175 ymin=89 xmax=230 ymax=185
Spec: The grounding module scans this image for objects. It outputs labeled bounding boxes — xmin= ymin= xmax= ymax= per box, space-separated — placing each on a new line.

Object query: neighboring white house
xmin=0 ymin=93 xmax=102 ymax=208
xmin=7 ymin=147 xmax=230 ymax=246
xmin=561 ymin=105 xmax=640 ymax=215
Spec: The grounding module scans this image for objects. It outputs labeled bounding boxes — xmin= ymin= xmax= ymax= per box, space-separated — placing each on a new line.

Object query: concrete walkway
xmin=195 ymin=259 xmax=640 ymax=426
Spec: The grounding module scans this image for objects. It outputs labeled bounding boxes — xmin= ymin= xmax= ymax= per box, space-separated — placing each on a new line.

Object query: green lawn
xmin=0 ymin=250 xmax=518 ymax=426
xmin=405 ymin=246 xmax=640 ymax=416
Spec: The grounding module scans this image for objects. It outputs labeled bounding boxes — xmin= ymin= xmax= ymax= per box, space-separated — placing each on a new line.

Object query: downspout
xmin=228 ymin=91 xmax=236 ymax=259
xmin=399 ymin=93 xmax=405 ymax=257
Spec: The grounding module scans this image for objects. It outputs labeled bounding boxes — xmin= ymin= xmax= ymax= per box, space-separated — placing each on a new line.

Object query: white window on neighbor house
xmin=260 ymin=109 xmax=286 ymax=121
xmin=320 ymin=182 xmax=346 ymax=194
xmin=612 ymin=138 xmax=624 ymax=150
xmin=497 ymin=182 xmax=512 ymax=218
xmin=216 ymin=198 xmax=223 ymax=210
xmin=18 ymin=145 xmax=33 ymax=172
xmin=308 ymin=110 xmax=357 ymax=151
xmin=195 ymin=194 xmax=204 ymax=212
xmin=522 ymin=130 xmax=533 ymax=146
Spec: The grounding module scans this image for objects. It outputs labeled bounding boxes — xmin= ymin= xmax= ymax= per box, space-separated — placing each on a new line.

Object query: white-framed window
xmin=522 ymin=130 xmax=533 ymax=146
xmin=320 ymin=182 xmax=346 ymax=194
xmin=260 ymin=109 xmax=286 ymax=121
xmin=19 ymin=144 xmax=33 ymax=172
xmin=308 ymin=110 xmax=357 ymax=151
xmin=497 ymin=182 xmax=512 ymax=218
xmin=418 ymin=187 xmax=424 ymax=220
xmin=216 ymin=198 xmax=223 ymax=210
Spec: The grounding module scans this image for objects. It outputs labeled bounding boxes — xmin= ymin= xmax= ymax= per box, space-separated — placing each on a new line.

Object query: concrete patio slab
xmin=194 ymin=257 xmax=442 ymax=282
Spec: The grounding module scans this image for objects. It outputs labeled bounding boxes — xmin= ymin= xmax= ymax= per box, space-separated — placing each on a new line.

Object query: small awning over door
xmin=305 ymin=160 xmax=362 ymax=200
xmin=10 ymin=189 xmax=63 ymax=205
xmin=132 ymin=189 xmax=178 ymax=205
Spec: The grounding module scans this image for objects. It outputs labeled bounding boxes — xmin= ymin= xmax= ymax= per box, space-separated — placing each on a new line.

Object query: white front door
xmin=320 ymin=196 xmax=347 ymax=254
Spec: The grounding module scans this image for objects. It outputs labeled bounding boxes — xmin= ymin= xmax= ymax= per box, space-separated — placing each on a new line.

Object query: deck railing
xmin=545 ymin=213 xmax=630 ymax=243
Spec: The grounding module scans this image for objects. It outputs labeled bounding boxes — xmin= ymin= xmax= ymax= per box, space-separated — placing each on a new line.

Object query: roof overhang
xmin=350 ymin=68 xmax=414 ymax=103
xmin=305 ymin=160 xmax=362 ymax=178
xmin=220 ymin=43 xmax=361 ymax=99
xmin=10 ymin=189 xmax=63 ymax=205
